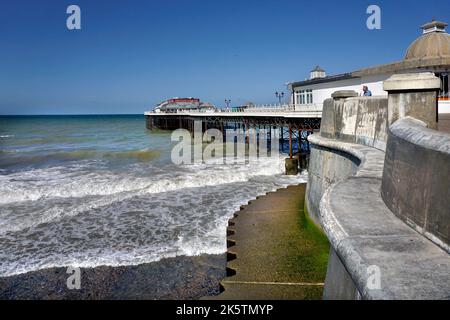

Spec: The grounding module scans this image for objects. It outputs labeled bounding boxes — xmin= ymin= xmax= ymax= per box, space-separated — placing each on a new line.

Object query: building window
xmin=439 ymin=73 xmax=449 ymax=98
xmin=306 ymin=90 xmax=313 ymax=104
xmin=295 ymin=91 xmax=302 ymax=104
xmin=296 ymin=89 xmax=313 ymax=105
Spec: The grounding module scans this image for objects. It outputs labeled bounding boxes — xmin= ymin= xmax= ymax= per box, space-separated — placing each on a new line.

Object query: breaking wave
xmin=0 ymin=155 xmax=306 ymax=276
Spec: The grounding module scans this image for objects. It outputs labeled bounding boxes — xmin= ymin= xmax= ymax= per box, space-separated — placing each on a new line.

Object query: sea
xmin=0 ymin=115 xmax=306 ymax=277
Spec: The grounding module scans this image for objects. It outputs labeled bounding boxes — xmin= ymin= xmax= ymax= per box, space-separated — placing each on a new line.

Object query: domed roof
xmin=405 ymin=20 xmax=450 ymax=60
xmin=311 ymin=65 xmax=325 ymax=72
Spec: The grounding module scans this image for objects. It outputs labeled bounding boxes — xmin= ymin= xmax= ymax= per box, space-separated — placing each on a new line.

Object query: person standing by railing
xmin=362 ymin=86 xmax=372 ymax=96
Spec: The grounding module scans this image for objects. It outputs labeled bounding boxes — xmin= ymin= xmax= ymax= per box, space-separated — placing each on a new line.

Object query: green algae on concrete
xmin=281 ymin=201 xmax=330 ymax=284
xmin=210 ymin=184 xmax=329 ymax=300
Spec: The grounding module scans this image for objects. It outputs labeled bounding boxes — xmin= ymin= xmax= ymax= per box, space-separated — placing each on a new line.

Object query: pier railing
xmin=293 ymin=103 xmax=323 ymax=113
xmin=145 ymin=103 xmax=323 ymax=115
xmin=245 ymin=103 xmax=293 ymax=112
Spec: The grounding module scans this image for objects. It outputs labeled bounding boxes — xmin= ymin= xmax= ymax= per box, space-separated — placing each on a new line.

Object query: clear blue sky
xmin=0 ymin=0 xmax=449 ymax=115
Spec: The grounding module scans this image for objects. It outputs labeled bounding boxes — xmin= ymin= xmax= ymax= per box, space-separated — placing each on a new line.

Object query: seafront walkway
xmin=209 ymin=184 xmax=329 ymax=300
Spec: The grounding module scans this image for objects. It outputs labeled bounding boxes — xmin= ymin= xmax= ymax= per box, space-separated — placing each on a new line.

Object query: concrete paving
xmin=209 ymin=184 xmax=329 ymax=300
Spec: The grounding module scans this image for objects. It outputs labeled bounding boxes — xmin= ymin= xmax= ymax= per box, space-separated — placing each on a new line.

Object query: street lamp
xmin=275 ymin=91 xmax=284 ymax=106
xmin=225 ymin=99 xmax=231 ymax=109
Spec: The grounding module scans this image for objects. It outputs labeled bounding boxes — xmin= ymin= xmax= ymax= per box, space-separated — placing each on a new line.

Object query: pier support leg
xmin=285 ymin=158 xmax=299 ymax=175
xmin=285 ymin=124 xmax=298 ymax=175
xmin=289 ymin=125 xmax=293 ymax=159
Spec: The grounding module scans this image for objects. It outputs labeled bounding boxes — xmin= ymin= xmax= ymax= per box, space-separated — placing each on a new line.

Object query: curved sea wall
xmin=306 ymin=73 xmax=450 ymax=299
xmin=382 ymin=117 xmax=450 ymax=252
xmin=306 ymin=93 xmax=388 ymax=226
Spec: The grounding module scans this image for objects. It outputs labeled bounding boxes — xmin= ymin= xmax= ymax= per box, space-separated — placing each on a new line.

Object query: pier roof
xmin=289 ymin=73 xmax=356 ymax=88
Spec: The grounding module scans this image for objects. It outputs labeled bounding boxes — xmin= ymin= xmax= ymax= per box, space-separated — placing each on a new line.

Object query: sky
xmin=0 ymin=0 xmax=449 ymax=115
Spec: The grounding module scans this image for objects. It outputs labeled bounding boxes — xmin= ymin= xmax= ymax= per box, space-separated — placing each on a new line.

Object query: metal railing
xmin=245 ymin=104 xmax=293 ymax=112
xmin=146 ymin=103 xmax=323 ymax=114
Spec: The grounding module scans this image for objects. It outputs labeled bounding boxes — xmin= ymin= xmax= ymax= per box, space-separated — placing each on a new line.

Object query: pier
xmin=145 ymin=109 xmax=322 ymax=170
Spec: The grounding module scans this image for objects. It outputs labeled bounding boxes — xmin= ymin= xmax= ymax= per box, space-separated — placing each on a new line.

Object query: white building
xmin=288 ymin=20 xmax=450 ymax=116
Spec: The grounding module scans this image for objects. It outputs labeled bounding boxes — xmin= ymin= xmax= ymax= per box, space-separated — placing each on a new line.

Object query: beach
xmin=0 ymin=254 xmax=226 ymax=300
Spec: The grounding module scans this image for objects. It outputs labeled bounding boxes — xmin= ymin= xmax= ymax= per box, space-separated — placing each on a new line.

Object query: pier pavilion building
xmin=154 ymin=97 xmax=215 ymax=113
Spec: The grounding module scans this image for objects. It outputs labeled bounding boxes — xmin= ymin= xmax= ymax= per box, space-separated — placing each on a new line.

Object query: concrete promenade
xmin=210 ymin=184 xmax=329 ymax=300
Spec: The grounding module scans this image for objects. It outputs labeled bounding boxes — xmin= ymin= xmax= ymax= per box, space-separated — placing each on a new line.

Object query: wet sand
xmin=0 ymin=254 xmax=226 ymax=300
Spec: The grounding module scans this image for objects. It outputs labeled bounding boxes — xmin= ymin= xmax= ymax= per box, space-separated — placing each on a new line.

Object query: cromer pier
xmin=145 ymin=107 xmax=322 ymax=173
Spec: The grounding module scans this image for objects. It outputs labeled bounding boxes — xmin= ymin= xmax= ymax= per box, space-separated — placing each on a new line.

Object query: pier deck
xmin=144 ymin=111 xmax=321 ymax=131
xmin=144 ymin=110 xmax=322 ymax=118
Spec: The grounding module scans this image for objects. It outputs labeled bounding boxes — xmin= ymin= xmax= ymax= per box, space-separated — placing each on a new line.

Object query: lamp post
xmin=225 ymin=99 xmax=231 ymax=110
xmin=275 ymin=91 xmax=284 ymax=106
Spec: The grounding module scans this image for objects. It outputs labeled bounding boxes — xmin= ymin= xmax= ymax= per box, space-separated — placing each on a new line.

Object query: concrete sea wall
xmin=320 ymin=95 xmax=388 ymax=150
xmin=382 ymin=117 xmax=450 ymax=252
xmin=306 ymin=93 xmax=388 ymax=226
xmin=306 ymin=73 xmax=450 ymax=299
xmin=306 ymin=144 xmax=359 ymax=227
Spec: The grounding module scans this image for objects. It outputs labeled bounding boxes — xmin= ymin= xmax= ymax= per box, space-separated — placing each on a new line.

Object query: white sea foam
xmin=0 ymin=155 xmax=306 ymax=277
xmin=0 ymin=156 xmax=287 ymax=205
xmin=0 ymin=116 xmax=308 ymax=277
